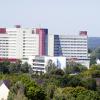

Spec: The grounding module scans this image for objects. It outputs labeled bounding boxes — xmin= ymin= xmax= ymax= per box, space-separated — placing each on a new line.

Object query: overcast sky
xmin=0 ymin=0 xmax=100 ymax=37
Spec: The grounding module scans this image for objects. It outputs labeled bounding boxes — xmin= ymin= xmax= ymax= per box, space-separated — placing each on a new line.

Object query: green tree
xmin=46 ymin=59 xmax=57 ymax=74
xmin=88 ymin=48 xmax=92 ymax=53
xmin=90 ymin=47 xmax=100 ymax=65
xmin=53 ymin=88 xmax=70 ymax=100
xmin=8 ymin=60 xmax=23 ymax=73
xmin=8 ymin=63 xmax=17 ymax=73
xmin=50 ymin=68 xmax=64 ymax=76
xmin=7 ymin=74 xmax=46 ymax=100
xmin=0 ymin=61 xmax=10 ymax=73
xmin=20 ymin=75 xmax=46 ymax=100
xmin=46 ymin=84 xmax=57 ymax=99
xmin=21 ymin=62 xmax=30 ymax=73
xmin=92 ymin=70 xmax=100 ymax=78
xmin=81 ymin=78 xmax=96 ymax=90
xmin=65 ymin=62 xmax=87 ymax=74
xmin=67 ymin=75 xmax=82 ymax=87
xmin=53 ymin=87 xmax=100 ymax=100
xmin=8 ymin=81 xmax=27 ymax=100
xmin=80 ymin=64 xmax=100 ymax=78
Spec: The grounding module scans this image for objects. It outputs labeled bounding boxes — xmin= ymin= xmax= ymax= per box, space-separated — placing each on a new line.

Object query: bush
xmin=53 ymin=87 xmax=100 ymax=100
xmin=92 ymin=70 xmax=100 ymax=78
xmin=65 ymin=62 xmax=87 ymax=74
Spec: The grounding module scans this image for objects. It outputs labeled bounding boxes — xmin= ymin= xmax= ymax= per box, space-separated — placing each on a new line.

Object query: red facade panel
xmin=38 ymin=28 xmax=48 ymax=56
xmin=0 ymin=28 xmax=6 ymax=33
xmin=39 ymin=29 xmax=45 ymax=56
xmin=0 ymin=58 xmax=18 ymax=62
xmin=36 ymin=28 xmax=40 ymax=34
xmin=79 ymin=31 xmax=87 ymax=36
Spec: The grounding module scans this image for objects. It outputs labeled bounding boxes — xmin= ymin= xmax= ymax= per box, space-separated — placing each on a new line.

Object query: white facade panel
xmin=28 ymin=56 xmax=67 ymax=73
xmin=48 ymin=34 xmax=54 ymax=56
xmin=45 ymin=56 xmax=66 ymax=70
xmin=0 ymin=27 xmax=41 ymax=60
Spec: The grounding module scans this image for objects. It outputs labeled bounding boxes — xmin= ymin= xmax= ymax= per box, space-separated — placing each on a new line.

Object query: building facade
xmin=48 ymin=31 xmax=88 ymax=59
xmin=28 ymin=55 xmax=90 ymax=73
xmin=48 ymin=31 xmax=90 ymax=68
xmin=0 ymin=26 xmax=89 ymax=68
xmin=0 ymin=26 xmax=48 ymax=61
xmin=28 ymin=56 xmax=66 ymax=73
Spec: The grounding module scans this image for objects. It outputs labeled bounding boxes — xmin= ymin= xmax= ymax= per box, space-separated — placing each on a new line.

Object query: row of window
xmin=0 ymin=54 xmax=8 ymax=56
xmin=54 ymin=47 xmax=87 ymax=49
xmin=0 ymin=43 xmax=8 ymax=44
xmin=0 ymin=40 xmax=8 ymax=41
xmin=54 ymin=49 xmax=87 ymax=52
xmin=54 ymin=54 xmax=87 ymax=58
xmin=54 ymin=43 xmax=87 ymax=46
xmin=23 ymin=46 xmax=38 ymax=48
xmin=54 ymin=52 xmax=87 ymax=55
xmin=23 ymin=49 xmax=36 ymax=51
xmin=23 ymin=42 xmax=38 ymax=44
xmin=23 ymin=55 xmax=36 ymax=57
xmin=54 ymin=37 xmax=87 ymax=39
xmin=0 ymin=37 xmax=8 ymax=38
xmin=54 ymin=40 xmax=87 ymax=43
xmin=33 ymin=67 xmax=44 ymax=70
xmin=33 ymin=59 xmax=44 ymax=63
xmin=23 ymin=40 xmax=36 ymax=42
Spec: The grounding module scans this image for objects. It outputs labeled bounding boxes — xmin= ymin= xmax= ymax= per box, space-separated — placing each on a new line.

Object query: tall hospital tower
xmin=0 ymin=25 xmax=48 ymax=62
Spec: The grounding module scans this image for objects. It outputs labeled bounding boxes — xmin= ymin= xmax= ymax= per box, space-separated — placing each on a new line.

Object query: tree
xmin=7 ymin=74 xmax=46 ymax=100
xmin=92 ymin=70 xmax=100 ymax=78
xmin=21 ymin=62 xmax=30 ymax=73
xmin=67 ymin=75 xmax=81 ymax=87
xmin=81 ymin=78 xmax=96 ymax=90
xmin=51 ymin=69 xmax=64 ymax=76
xmin=0 ymin=61 xmax=10 ymax=73
xmin=46 ymin=59 xmax=57 ymax=74
xmin=8 ymin=81 xmax=27 ymax=100
xmin=8 ymin=61 xmax=31 ymax=73
xmin=53 ymin=88 xmax=69 ymax=100
xmin=80 ymin=64 xmax=100 ymax=78
xmin=53 ymin=87 xmax=100 ymax=100
xmin=15 ymin=60 xmax=22 ymax=72
xmin=8 ymin=63 xmax=17 ymax=73
xmin=20 ymin=75 xmax=46 ymax=100
xmin=46 ymin=84 xmax=57 ymax=99
xmin=90 ymin=47 xmax=100 ymax=65
xmin=65 ymin=62 xmax=87 ymax=74
xmin=88 ymin=48 xmax=92 ymax=53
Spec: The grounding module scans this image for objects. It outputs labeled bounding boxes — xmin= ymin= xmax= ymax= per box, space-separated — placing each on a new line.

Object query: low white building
xmin=28 ymin=56 xmax=90 ymax=73
xmin=0 ymin=80 xmax=10 ymax=100
xmin=66 ymin=58 xmax=90 ymax=69
xmin=28 ymin=56 xmax=66 ymax=73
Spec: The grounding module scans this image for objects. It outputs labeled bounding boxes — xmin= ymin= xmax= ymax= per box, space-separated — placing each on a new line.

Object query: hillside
xmin=88 ymin=37 xmax=100 ymax=49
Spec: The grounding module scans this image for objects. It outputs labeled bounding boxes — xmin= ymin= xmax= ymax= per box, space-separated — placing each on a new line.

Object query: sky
xmin=0 ymin=0 xmax=100 ymax=37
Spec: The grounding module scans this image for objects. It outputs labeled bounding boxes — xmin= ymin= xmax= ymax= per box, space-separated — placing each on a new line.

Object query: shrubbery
xmin=0 ymin=60 xmax=100 ymax=100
